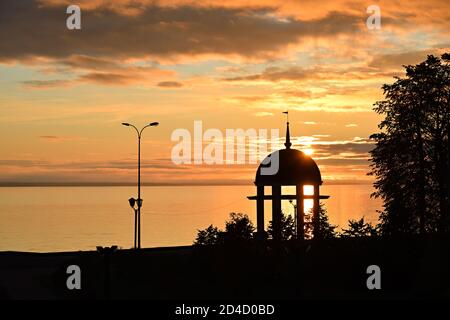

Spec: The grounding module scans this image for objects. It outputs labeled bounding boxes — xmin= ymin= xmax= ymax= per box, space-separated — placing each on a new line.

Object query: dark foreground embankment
xmin=0 ymin=236 xmax=449 ymax=299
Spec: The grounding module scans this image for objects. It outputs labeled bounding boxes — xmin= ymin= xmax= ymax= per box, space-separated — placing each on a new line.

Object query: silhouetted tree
xmin=194 ymin=207 xmax=337 ymax=244
xmin=267 ymin=211 xmax=296 ymax=240
xmin=370 ymin=54 xmax=450 ymax=235
xmin=194 ymin=225 xmax=221 ymax=246
xmin=224 ymin=212 xmax=255 ymax=242
xmin=193 ymin=213 xmax=255 ymax=245
xmin=306 ymin=203 xmax=337 ymax=239
xmin=341 ymin=218 xmax=378 ymax=237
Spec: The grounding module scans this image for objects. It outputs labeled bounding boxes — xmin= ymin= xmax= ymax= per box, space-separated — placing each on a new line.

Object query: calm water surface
xmin=0 ymin=185 xmax=381 ymax=252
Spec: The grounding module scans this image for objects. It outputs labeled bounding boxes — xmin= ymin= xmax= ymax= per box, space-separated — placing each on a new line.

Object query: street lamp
xmin=122 ymin=121 xmax=159 ymax=249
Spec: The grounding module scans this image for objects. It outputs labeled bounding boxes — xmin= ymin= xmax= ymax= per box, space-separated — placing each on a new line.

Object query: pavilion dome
xmin=255 ymin=148 xmax=322 ymax=186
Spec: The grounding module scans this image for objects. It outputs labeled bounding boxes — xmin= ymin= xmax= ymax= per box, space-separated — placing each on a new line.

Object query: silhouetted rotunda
xmin=248 ymin=120 xmax=329 ymax=240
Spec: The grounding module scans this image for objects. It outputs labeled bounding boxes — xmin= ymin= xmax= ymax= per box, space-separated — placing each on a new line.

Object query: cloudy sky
xmin=0 ymin=0 xmax=449 ymax=185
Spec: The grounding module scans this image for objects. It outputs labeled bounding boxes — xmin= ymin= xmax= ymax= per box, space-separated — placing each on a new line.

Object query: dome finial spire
xmin=283 ymin=111 xmax=291 ymax=149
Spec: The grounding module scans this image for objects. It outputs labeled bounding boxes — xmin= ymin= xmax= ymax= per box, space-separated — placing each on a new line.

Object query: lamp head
xmin=149 ymin=122 xmax=159 ymax=127
xmin=122 ymin=122 xmax=130 ymax=126
xmin=128 ymin=197 xmax=136 ymax=208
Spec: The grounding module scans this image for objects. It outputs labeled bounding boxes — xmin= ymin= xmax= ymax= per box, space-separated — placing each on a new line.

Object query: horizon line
xmin=0 ymin=180 xmax=374 ymax=187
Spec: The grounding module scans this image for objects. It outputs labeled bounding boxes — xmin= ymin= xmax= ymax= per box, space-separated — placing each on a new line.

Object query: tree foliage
xmin=194 ymin=225 xmax=221 ymax=246
xmin=306 ymin=203 xmax=337 ymax=240
xmin=194 ymin=208 xmax=330 ymax=244
xmin=370 ymin=54 xmax=450 ymax=235
xmin=194 ymin=212 xmax=255 ymax=245
xmin=224 ymin=212 xmax=255 ymax=242
xmin=267 ymin=211 xmax=296 ymax=240
xmin=341 ymin=218 xmax=378 ymax=237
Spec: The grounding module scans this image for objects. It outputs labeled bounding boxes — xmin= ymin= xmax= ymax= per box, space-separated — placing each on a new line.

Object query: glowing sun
xmin=303 ymin=148 xmax=314 ymax=156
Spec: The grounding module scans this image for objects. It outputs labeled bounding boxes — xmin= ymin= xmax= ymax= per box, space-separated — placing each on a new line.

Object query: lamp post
xmin=289 ymin=199 xmax=297 ymax=239
xmin=128 ymin=197 xmax=138 ymax=249
xmin=122 ymin=121 xmax=159 ymax=249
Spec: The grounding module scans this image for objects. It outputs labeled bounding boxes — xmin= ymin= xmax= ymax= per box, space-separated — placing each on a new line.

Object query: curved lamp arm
xmin=122 ymin=122 xmax=139 ymax=137
xmin=123 ymin=122 xmax=159 ymax=138
xmin=139 ymin=122 xmax=159 ymax=138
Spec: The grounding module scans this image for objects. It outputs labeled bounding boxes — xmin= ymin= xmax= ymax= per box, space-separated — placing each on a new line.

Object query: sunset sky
xmin=1 ymin=0 xmax=449 ymax=185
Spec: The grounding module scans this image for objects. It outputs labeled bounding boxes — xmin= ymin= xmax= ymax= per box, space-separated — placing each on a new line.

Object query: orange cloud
xmin=1 ymin=1 xmax=363 ymax=63
xmin=157 ymin=81 xmax=184 ymax=88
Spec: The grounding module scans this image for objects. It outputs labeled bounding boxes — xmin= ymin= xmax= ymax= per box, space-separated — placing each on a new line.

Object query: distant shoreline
xmin=0 ymin=181 xmax=374 ymax=187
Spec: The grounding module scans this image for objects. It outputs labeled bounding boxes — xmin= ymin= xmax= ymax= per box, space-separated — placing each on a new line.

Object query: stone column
xmin=272 ymin=185 xmax=282 ymax=241
xmin=296 ymin=184 xmax=304 ymax=239
xmin=256 ymin=185 xmax=264 ymax=234
xmin=313 ymin=184 xmax=320 ymax=238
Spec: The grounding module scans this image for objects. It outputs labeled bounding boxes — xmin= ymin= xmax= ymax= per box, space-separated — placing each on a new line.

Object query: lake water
xmin=0 ymin=185 xmax=382 ymax=252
